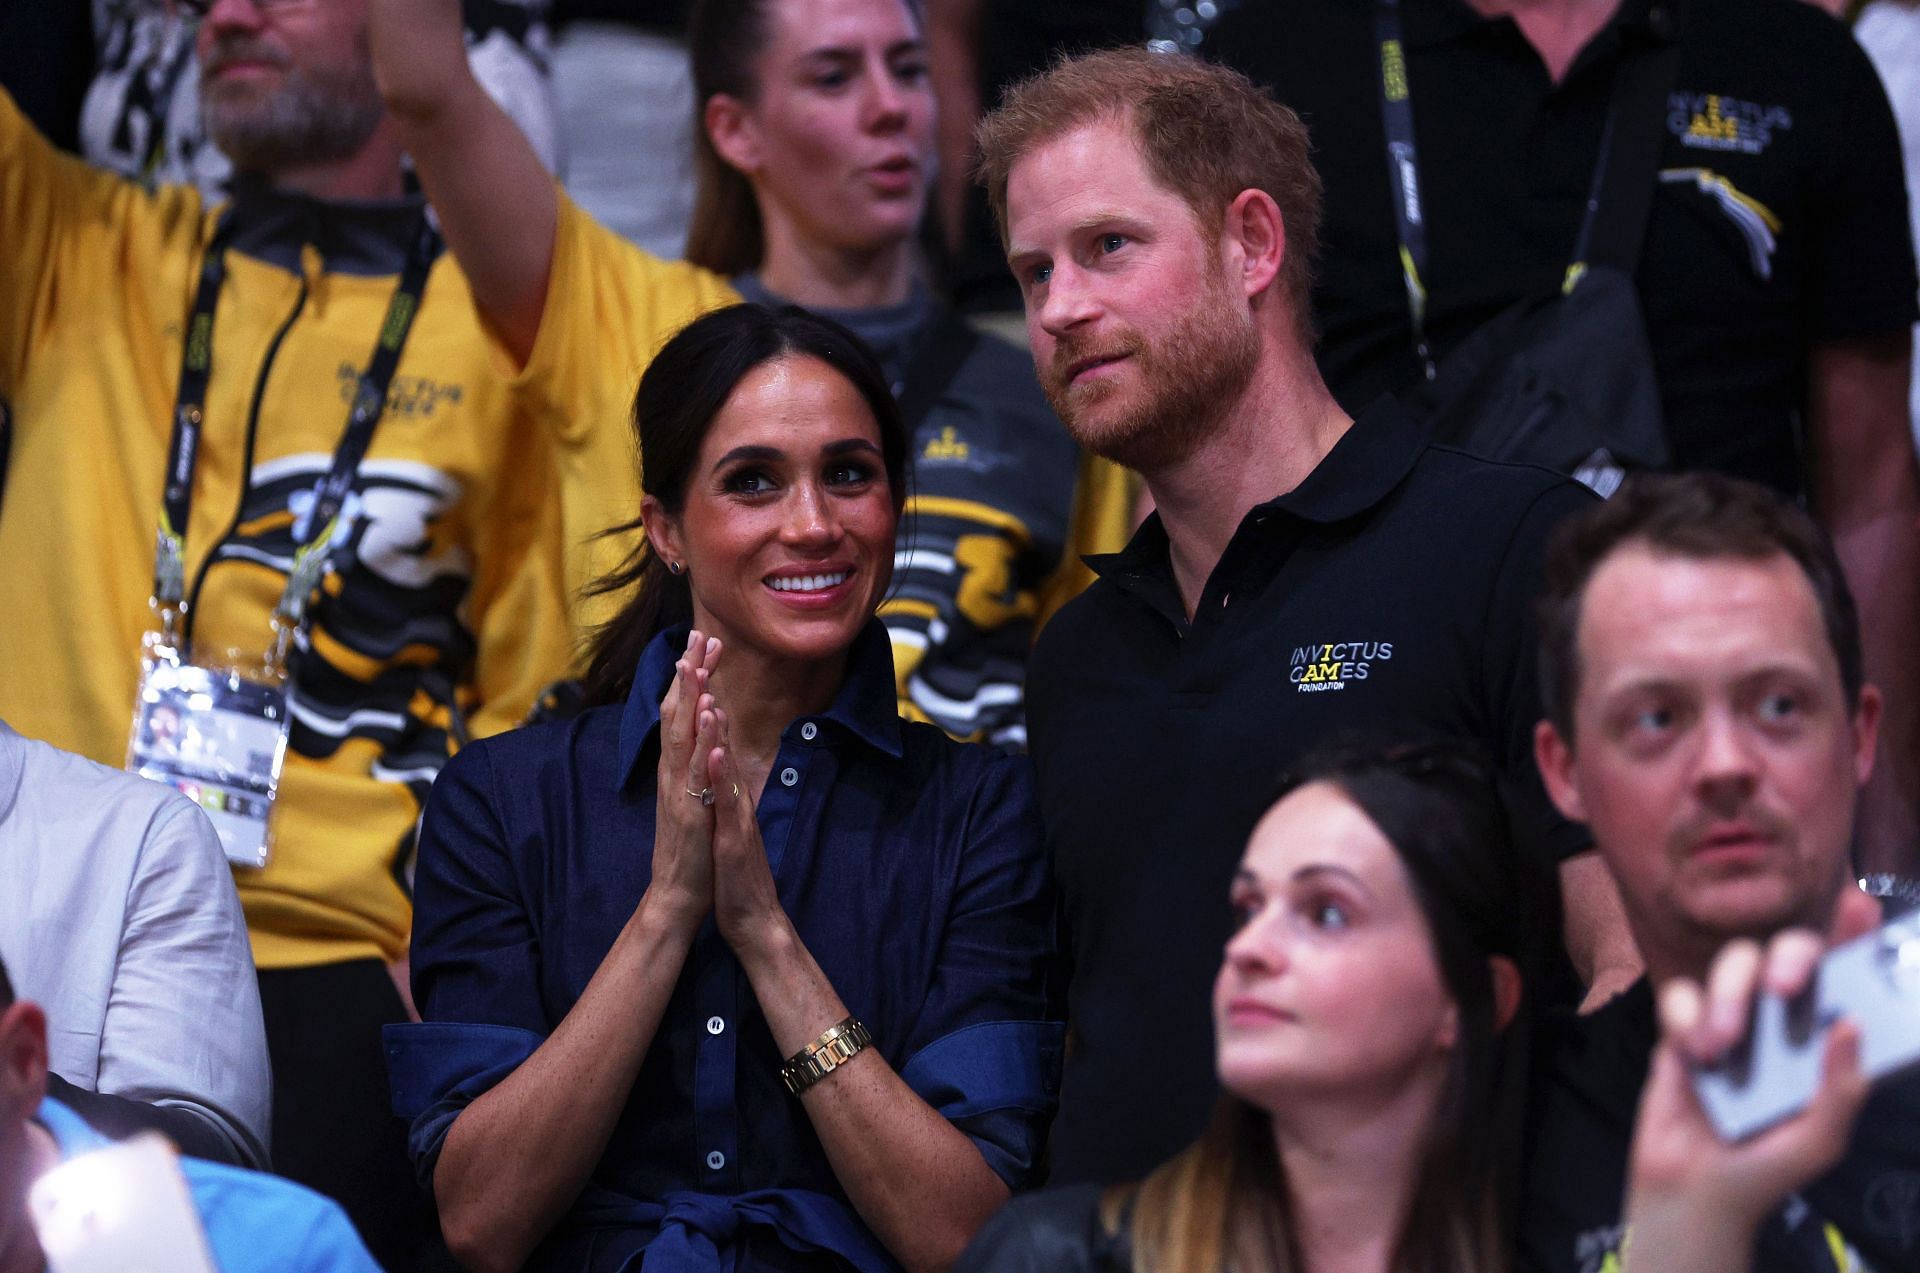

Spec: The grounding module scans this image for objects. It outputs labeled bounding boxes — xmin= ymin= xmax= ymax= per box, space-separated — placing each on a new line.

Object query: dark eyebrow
xmin=713 ymin=444 xmax=783 ymax=469
xmin=713 ymin=438 xmax=882 ymax=470
xmin=1291 ymin=864 xmax=1373 ymax=897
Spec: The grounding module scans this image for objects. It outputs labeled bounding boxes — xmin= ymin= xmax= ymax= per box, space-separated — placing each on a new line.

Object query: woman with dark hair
xmin=958 ymin=740 xmax=1548 ymax=1273
xmin=368 ymin=0 xmax=1099 ymax=749
xmin=388 ymin=303 xmax=1062 ymax=1273
xmin=681 ymin=0 xmax=1087 ymax=749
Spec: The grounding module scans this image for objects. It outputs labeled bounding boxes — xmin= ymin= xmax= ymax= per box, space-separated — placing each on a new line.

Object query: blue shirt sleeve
xmin=183 ymin=1159 xmax=382 ymax=1273
xmin=894 ymin=751 xmax=1064 ymax=1191
xmin=392 ymin=739 xmax=552 ymax=1185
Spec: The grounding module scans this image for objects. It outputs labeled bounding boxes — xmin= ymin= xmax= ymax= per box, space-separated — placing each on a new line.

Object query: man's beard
xmin=201 ymin=34 xmax=385 ymax=177
xmin=1039 ymin=269 xmax=1260 ymax=474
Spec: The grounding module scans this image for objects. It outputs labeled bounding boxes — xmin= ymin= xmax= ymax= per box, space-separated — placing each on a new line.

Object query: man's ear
xmin=1489 ymin=955 xmax=1524 ymax=1032
xmin=705 ymin=93 xmax=762 ymax=177
xmin=639 ymin=496 xmax=685 ymax=573
xmin=1850 ymin=683 xmax=1883 ymax=790
xmin=1222 ymin=188 xmax=1285 ymax=301
xmin=0 ymin=1002 xmax=48 ymax=1116
xmin=1534 ymin=719 xmax=1587 ymax=824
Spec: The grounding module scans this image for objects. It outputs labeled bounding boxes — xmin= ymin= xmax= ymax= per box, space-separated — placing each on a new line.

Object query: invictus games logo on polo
xmin=1667 ymin=92 xmax=1793 ymax=156
xmin=1289 ymin=641 xmax=1394 ymax=693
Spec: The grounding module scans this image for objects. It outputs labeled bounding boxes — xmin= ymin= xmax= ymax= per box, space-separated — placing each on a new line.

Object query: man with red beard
xmin=974 ymin=47 xmax=1632 ymax=1184
xmin=0 ymin=0 xmax=572 ymax=1263
xmin=1523 ymin=471 xmax=1919 ymax=1273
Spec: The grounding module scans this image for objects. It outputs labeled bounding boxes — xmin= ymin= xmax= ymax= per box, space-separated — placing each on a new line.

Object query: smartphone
xmin=1693 ymin=908 xmax=1920 ymax=1141
xmin=27 ymin=1133 xmax=219 ymax=1273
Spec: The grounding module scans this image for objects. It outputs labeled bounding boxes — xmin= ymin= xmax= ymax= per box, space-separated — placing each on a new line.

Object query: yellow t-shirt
xmin=505 ymin=190 xmax=738 ymax=632
xmin=0 ymin=88 xmax=573 ymax=968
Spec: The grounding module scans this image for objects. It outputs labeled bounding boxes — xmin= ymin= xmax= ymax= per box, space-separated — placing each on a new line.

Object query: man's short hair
xmin=0 ymin=956 xmax=12 ymax=1010
xmin=974 ymin=47 xmax=1322 ymax=322
xmin=1537 ymin=472 xmax=1864 ymax=738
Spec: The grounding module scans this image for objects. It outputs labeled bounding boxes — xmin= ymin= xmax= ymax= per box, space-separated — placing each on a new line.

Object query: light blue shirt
xmin=0 ymin=722 xmax=269 ymax=1167
xmin=38 ymin=1098 xmax=380 ymax=1272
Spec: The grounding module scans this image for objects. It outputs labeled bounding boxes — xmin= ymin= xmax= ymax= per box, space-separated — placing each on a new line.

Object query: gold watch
xmin=779 ymin=1017 xmax=872 ymax=1096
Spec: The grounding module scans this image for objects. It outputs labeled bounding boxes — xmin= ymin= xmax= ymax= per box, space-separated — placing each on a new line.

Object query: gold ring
xmin=686 ymin=786 xmax=714 ymax=806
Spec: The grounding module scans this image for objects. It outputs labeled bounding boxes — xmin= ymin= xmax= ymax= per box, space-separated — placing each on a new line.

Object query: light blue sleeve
xmin=183 ymin=1158 xmax=382 ymax=1272
xmin=286 ymin=1197 xmax=384 ymax=1273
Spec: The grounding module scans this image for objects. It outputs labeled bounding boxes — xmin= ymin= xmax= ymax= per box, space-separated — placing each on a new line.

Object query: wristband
xmin=779 ymin=1017 xmax=872 ymax=1097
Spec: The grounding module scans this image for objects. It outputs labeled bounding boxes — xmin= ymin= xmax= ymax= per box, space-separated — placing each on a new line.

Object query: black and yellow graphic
xmin=1658 ymin=167 xmax=1783 ymax=280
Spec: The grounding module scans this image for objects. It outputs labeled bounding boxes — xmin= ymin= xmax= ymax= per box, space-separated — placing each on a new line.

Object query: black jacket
xmin=957 ymin=1184 xmax=1133 ymax=1273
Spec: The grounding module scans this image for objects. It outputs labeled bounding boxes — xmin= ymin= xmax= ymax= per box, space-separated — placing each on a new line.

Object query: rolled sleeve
xmin=384 ymin=1020 xmax=545 ymax=1187
xmin=897 ymin=754 xmax=1063 ymax=1189
xmin=400 ymin=738 xmax=550 ymax=1183
xmin=103 ymin=797 xmax=270 ymax=1168
xmin=900 ymin=1019 xmax=1065 ymax=1189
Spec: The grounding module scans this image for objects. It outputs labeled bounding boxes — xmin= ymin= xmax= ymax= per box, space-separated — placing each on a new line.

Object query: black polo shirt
xmin=1025 ymin=396 xmax=1594 ymax=1185
xmin=1519 ymin=980 xmax=1920 ymax=1273
xmin=1206 ymin=0 xmax=1919 ymax=496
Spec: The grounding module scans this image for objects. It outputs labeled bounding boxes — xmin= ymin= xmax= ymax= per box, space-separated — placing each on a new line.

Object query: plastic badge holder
xmin=1693 ymin=908 xmax=1920 ymax=1140
xmin=127 ymin=657 xmax=291 ymax=870
xmin=28 ymin=1133 xmax=219 ymax=1273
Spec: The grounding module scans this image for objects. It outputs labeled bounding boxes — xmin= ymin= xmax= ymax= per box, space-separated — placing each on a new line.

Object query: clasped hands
xmin=647 ymin=630 xmax=790 ymax=960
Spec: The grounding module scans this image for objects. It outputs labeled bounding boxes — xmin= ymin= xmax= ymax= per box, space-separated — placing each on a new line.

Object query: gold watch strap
xmin=780 ymin=1017 xmax=872 ymax=1096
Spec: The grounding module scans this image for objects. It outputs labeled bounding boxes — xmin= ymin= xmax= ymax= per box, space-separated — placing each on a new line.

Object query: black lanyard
xmin=1371 ymin=0 xmax=1667 ymax=380
xmin=1373 ymin=0 xmax=1436 ymax=377
xmin=152 ymin=210 xmax=441 ymax=653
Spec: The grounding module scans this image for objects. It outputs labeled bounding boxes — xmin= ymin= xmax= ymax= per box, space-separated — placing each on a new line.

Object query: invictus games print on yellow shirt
xmin=0 ymin=87 xmax=573 ymax=969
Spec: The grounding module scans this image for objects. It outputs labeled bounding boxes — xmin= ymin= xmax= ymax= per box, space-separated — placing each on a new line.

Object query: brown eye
xmin=724 ymin=469 xmax=774 ymax=495
xmin=825 ymin=462 xmax=875 ymax=488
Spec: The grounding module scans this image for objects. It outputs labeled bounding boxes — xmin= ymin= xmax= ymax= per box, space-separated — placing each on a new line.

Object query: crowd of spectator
xmin=0 ymin=0 xmax=1915 ymax=1271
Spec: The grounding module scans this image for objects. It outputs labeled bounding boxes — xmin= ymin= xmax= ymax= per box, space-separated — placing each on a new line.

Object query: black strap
xmin=154 ymin=212 xmax=239 ymax=609
xmin=153 ymin=211 xmax=442 ymax=634
xmin=895 ymin=305 xmax=981 ymax=434
xmin=1373 ymin=0 xmax=1682 ymax=373
xmin=1577 ymin=24 xmax=1684 ymax=275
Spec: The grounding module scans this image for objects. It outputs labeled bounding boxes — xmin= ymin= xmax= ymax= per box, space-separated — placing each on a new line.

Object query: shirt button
xmin=780 ymin=766 xmax=799 ymax=787
xmin=706 ymin=1150 xmax=726 ymax=1171
xmin=800 ymin=721 xmax=818 ymax=741
xmin=706 ymin=1016 xmax=725 ymax=1036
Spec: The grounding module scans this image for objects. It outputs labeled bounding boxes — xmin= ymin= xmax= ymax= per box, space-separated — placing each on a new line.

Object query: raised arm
xmin=367 ymin=0 xmax=554 ymax=365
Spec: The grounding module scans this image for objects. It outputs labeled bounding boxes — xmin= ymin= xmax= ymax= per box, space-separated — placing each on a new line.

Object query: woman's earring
xmin=666 ymin=560 xmax=685 ymax=576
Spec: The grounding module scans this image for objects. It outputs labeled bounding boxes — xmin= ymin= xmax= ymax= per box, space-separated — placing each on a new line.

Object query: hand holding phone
xmin=1691 ymin=908 xmax=1920 ymax=1140
xmin=1621 ymin=926 xmax=1876 ymax=1273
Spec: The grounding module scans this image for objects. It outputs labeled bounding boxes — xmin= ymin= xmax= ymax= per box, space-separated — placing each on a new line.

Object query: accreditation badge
xmin=127 ymin=655 xmax=291 ymax=870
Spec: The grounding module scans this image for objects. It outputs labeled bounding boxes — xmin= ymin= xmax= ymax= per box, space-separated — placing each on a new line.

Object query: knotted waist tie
xmin=562 ymin=1185 xmax=897 ymax=1272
